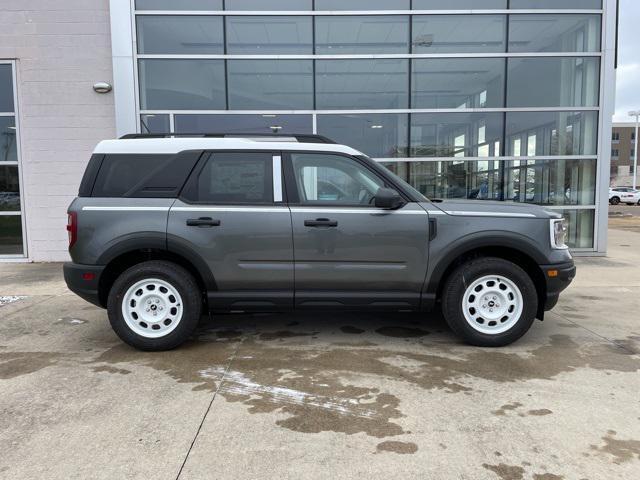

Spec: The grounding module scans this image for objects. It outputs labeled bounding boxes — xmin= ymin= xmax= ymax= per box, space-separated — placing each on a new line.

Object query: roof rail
xmin=119 ymin=133 xmax=337 ymax=144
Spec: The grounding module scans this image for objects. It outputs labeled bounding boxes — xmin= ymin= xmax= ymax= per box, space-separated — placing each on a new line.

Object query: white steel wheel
xmin=121 ymin=278 xmax=184 ymax=338
xmin=462 ymin=275 xmax=524 ymax=335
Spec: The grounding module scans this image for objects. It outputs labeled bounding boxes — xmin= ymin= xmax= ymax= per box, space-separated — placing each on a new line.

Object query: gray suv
xmin=64 ymin=134 xmax=575 ymax=351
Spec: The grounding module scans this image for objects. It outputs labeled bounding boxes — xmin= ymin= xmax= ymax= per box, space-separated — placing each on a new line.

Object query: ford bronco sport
xmin=64 ymin=133 xmax=575 ymax=351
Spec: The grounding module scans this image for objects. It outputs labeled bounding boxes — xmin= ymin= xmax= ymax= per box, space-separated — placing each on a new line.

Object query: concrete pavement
xmin=0 ymin=228 xmax=639 ymax=480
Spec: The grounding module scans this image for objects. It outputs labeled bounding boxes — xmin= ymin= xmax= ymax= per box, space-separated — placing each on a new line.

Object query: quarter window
xmin=290 ymin=153 xmax=384 ymax=206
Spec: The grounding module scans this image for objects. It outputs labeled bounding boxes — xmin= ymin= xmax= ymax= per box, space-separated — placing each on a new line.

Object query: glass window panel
xmin=558 ymin=209 xmax=594 ymax=249
xmin=136 ymin=16 xmax=223 ymax=54
xmin=0 ymin=64 xmax=14 ymax=112
xmin=410 ymin=113 xmax=504 ymax=157
xmin=510 ymin=0 xmax=601 ymax=8
xmin=0 ymin=215 xmax=23 ymax=255
xmin=138 ymin=59 xmax=226 ymax=110
xmin=507 ymin=57 xmax=599 ymax=108
xmin=315 ymin=16 xmax=409 ymax=54
xmin=412 ymin=58 xmax=505 ymax=109
xmin=195 ymin=153 xmax=273 ymax=204
xmin=0 ymin=117 xmax=17 ymax=163
xmin=0 ymin=166 xmax=20 ymax=211
xmin=412 ymin=15 xmax=506 ymax=53
xmin=315 ymin=59 xmax=409 ymax=109
xmin=315 ymin=0 xmax=410 ymax=9
xmin=226 ymin=16 xmax=312 ymax=54
xmin=175 ymin=114 xmax=312 ymax=134
xmin=317 ymin=114 xmax=408 ymax=158
xmin=505 ymin=111 xmax=598 ymax=156
xmin=509 ymin=14 xmax=601 ymax=53
xmin=140 ymin=114 xmax=170 ymax=133
xmin=135 ymin=0 xmax=223 ymax=9
xmin=227 ymin=60 xmax=313 ymax=110
xmin=413 ymin=0 xmax=507 ymax=7
xmin=290 ymin=153 xmax=385 ymax=206
xmin=226 ymin=0 xmax=312 ymax=9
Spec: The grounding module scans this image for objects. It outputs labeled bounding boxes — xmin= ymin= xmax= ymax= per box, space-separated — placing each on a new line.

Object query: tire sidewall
xmin=107 ymin=261 xmax=201 ymax=351
xmin=442 ymin=258 xmax=538 ymax=347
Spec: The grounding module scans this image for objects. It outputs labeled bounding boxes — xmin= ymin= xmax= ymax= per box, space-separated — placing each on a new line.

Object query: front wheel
xmin=441 ymin=257 xmax=538 ymax=347
xmin=107 ymin=260 xmax=202 ymax=351
xmin=610 ymin=196 xmax=620 ymax=205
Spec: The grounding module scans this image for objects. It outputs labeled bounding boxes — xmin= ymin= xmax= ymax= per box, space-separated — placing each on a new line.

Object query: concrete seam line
xmin=174 ymin=337 xmax=244 ymax=480
xmin=548 ymin=311 xmax=637 ymax=356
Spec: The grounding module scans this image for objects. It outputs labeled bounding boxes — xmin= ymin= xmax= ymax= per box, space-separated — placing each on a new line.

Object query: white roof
xmin=93 ymin=137 xmax=363 ymax=156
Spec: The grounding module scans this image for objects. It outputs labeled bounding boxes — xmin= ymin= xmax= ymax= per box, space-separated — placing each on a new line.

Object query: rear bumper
xmin=63 ymin=263 xmax=105 ymax=308
xmin=540 ymin=260 xmax=576 ymax=311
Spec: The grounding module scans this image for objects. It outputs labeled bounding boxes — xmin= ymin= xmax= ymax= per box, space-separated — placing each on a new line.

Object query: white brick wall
xmin=0 ymin=0 xmax=116 ymax=261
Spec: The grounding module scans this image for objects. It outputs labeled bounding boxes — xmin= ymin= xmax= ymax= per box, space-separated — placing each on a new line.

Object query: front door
xmin=167 ymin=151 xmax=293 ymax=311
xmin=284 ymin=152 xmax=430 ymax=310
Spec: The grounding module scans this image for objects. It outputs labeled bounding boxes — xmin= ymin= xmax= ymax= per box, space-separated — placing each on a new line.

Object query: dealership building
xmin=0 ymin=0 xmax=618 ymax=261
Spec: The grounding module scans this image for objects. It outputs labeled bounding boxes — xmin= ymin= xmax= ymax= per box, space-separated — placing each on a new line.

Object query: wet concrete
xmin=1 ymin=228 xmax=640 ymax=479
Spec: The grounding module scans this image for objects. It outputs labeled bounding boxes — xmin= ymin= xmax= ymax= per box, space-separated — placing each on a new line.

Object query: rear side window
xmin=183 ymin=152 xmax=273 ymax=204
xmin=92 ymin=154 xmax=169 ymax=197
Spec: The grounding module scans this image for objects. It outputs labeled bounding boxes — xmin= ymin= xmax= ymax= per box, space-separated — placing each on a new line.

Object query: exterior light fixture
xmin=93 ymin=82 xmax=112 ymax=94
xmin=371 ymin=125 xmax=383 ymax=129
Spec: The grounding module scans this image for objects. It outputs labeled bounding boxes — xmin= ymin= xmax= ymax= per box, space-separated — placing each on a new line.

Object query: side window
xmin=290 ymin=153 xmax=384 ymax=206
xmin=188 ymin=152 xmax=273 ymax=204
xmin=92 ymin=154 xmax=171 ymax=197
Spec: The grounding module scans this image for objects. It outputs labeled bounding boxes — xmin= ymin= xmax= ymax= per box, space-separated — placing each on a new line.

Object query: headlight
xmin=550 ymin=218 xmax=568 ymax=250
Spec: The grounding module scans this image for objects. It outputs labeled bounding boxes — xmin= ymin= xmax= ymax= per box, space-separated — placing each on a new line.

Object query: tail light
xmin=67 ymin=212 xmax=77 ymax=248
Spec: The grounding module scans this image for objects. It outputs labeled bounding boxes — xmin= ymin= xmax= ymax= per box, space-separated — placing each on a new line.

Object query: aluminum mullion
xmin=375 ymin=156 xmax=598 ymax=162
xmin=136 ymin=52 xmax=603 ymax=59
xmin=133 ymin=10 xmax=604 ymax=16
xmin=142 ymin=107 xmax=600 ymax=115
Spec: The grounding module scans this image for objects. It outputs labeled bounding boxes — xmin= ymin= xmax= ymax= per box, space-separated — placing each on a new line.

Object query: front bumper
xmin=540 ymin=260 xmax=576 ymax=311
xmin=63 ymin=263 xmax=106 ymax=308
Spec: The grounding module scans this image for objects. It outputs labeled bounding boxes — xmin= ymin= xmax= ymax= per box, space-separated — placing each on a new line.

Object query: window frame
xmin=179 ymin=149 xmax=282 ymax=205
xmin=281 ymin=150 xmax=410 ymax=207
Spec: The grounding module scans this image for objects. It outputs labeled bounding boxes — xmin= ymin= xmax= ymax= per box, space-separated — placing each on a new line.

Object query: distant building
xmin=611 ymin=123 xmax=638 ymax=187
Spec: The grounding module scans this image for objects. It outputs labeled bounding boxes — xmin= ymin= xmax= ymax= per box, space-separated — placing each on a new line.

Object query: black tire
xmin=441 ymin=257 xmax=538 ymax=347
xmin=610 ymin=196 xmax=620 ymax=205
xmin=107 ymin=260 xmax=202 ymax=351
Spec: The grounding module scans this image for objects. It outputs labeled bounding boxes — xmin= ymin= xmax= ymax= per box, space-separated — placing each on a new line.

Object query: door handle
xmin=304 ymin=218 xmax=338 ymax=227
xmin=186 ymin=217 xmax=221 ymax=227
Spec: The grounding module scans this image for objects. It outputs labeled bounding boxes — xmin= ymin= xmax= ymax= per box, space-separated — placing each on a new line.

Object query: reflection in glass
xmin=140 ymin=114 xmax=170 ymax=133
xmin=137 ymin=16 xmax=223 ymax=54
xmin=227 ymin=60 xmax=313 ymax=110
xmin=505 ymin=111 xmax=598 ymax=156
xmin=510 ymin=0 xmax=601 ymax=8
xmin=315 ymin=0 xmax=409 ymax=9
xmin=315 ymin=16 xmax=409 ymax=54
xmin=0 ymin=64 xmax=14 ymax=112
xmin=412 ymin=59 xmax=505 ymax=109
xmin=0 ymin=166 xmax=20 ymax=211
xmin=175 ymin=114 xmax=313 ymax=134
xmin=226 ymin=0 xmax=312 ymax=9
xmin=226 ymin=16 xmax=312 ymax=54
xmin=0 ymin=215 xmax=23 ymax=255
xmin=509 ymin=14 xmax=601 ymax=53
xmin=135 ymin=0 xmax=223 ymax=9
xmin=412 ymin=15 xmax=506 ymax=53
xmin=317 ymin=114 xmax=408 ymax=158
xmin=138 ymin=59 xmax=226 ymax=110
xmin=410 ymin=113 xmax=504 ymax=157
xmin=507 ymin=57 xmax=600 ymax=107
xmin=413 ymin=0 xmax=507 ymax=7
xmin=315 ymin=60 xmax=409 ymax=109
xmin=381 ymin=159 xmax=595 ymax=206
xmin=558 ymin=209 xmax=594 ymax=249
xmin=0 ymin=117 xmax=17 ymax=163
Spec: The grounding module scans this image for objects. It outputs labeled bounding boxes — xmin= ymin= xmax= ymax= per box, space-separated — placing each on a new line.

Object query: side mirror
xmin=374 ymin=188 xmax=404 ymax=210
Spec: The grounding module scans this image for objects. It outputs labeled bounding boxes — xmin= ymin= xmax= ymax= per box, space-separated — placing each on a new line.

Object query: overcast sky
xmin=613 ymin=0 xmax=640 ymax=122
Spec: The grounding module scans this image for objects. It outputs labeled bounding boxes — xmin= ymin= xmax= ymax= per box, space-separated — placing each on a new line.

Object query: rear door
xmin=167 ymin=150 xmax=293 ymax=311
xmin=284 ymin=151 xmax=430 ymax=310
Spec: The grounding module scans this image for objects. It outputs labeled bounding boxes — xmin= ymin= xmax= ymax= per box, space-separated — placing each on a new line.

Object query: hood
xmin=428 ymin=199 xmax=562 ymax=219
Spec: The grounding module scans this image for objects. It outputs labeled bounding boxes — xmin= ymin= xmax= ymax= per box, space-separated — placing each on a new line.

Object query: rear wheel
xmin=107 ymin=260 xmax=202 ymax=351
xmin=610 ymin=196 xmax=620 ymax=205
xmin=441 ymin=257 xmax=538 ymax=347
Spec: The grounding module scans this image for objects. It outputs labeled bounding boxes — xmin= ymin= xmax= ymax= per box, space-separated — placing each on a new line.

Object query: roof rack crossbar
xmin=119 ymin=133 xmax=336 ymax=144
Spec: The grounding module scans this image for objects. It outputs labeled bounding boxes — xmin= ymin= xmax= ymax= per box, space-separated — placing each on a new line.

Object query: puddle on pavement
xmin=482 ymin=463 xmax=525 ymax=480
xmin=375 ymin=440 xmax=418 ymax=454
xmin=590 ymin=430 xmax=640 ymax=464
xmin=0 ymin=352 xmax=63 ymax=379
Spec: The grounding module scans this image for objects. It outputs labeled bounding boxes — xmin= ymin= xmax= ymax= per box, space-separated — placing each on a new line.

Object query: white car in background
xmin=609 ymin=187 xmax=640 ymax=205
